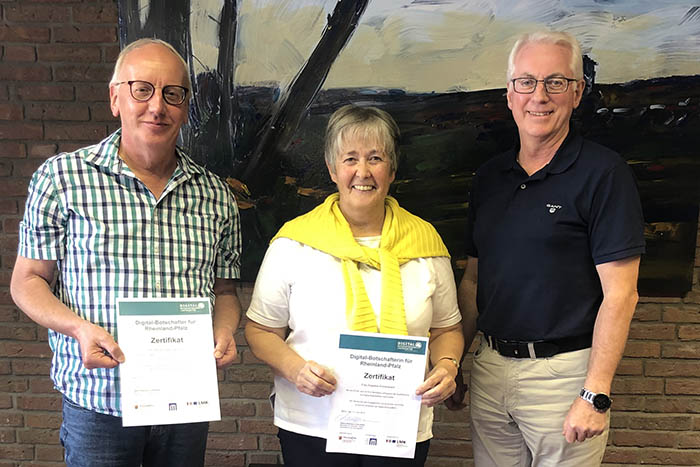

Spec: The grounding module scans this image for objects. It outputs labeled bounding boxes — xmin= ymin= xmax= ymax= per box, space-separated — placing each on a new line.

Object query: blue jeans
xmin=60 ymin=397 xmax=209 ymax=467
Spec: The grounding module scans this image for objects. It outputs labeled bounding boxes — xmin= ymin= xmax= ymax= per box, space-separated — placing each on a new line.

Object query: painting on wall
xmin=118 ymin=0 xmax=700 ymax=296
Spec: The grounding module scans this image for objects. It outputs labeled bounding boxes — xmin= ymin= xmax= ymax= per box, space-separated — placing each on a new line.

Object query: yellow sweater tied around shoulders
xmin=271 ymin=193 xmax=449 ymax=335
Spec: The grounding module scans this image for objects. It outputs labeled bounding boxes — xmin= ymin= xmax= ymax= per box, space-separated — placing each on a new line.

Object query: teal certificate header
xmin=339 ymin=333 xmax=427 ymax=355
xmin=117 ymin=298 xmax=211 ymax=316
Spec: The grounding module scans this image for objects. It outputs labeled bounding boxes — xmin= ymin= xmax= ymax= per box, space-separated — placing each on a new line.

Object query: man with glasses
xmin=455 ymin=31 xmax=644 ymax=465
xmin=11 ymin=38 xmax=242 ymax=467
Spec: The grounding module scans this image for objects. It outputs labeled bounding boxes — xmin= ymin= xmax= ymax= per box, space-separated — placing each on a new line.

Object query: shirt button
xmin=155 ymin=279 xmax=161 ymax=290
xmin=520 ymin=184 xmax=527 ymax=190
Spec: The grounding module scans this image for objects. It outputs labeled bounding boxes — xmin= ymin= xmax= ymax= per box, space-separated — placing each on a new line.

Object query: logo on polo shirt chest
xmin=546 ymin=203 xmax=562 ymax=214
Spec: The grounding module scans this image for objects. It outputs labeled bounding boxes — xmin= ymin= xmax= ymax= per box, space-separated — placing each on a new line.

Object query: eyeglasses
xmin=113 ymin=80 xmax=189 ymax=106
xmin=511 ymin=77 xmax=578 ymax=94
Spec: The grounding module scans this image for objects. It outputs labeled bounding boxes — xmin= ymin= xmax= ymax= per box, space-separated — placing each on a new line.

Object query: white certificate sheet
xmin=326 ymin=331 xmax=429 ymax=458
xmin=116 ymin=298 xmax=221 ymax=427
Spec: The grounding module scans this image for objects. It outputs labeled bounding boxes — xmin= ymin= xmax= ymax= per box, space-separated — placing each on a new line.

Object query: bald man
xmin=11 ymin=39 xmax=242 ymax=467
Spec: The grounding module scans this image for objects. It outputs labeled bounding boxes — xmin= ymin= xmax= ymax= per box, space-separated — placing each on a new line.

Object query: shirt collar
xmin=500 ymin=129 xmax=583 ymax=176
xmin=82 ymin=128 xmax=205 ymax=177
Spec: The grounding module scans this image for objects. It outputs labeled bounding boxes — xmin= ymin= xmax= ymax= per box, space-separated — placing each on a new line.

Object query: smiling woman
xmin=244 ymin=106 xmax=464 ymax=466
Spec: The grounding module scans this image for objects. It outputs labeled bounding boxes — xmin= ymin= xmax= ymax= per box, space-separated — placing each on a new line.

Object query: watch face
xmin=593 ymin=393 xmax=611 ymax=411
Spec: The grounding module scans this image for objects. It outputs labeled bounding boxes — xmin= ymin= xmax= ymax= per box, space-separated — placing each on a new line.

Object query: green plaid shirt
xmin=18 ymin=129 xmax=241 ymax=416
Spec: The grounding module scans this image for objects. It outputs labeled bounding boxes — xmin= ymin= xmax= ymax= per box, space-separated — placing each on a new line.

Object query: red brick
xmin=17 ymin=428 xmax=59 ymax=444
xmin=16 ymin=85 xmax=74 ymax=102
xmin=0 ymin=428 xmax=16 ymax=443
xmin=90 ymin=102 xmax=117 ymax=121
xmin=54 ymin=26 xmax=116 ymax=44
xmin=254 ymin=401 xmax=273 ymax=418
xmin=628 ymin=323 xmax=676 ymax=340
xmin=76 ymin=84 xmax=109 ymax=102
xmin=666 ymin=378 xmax=700 ymax=395
xmin=0 ymin=179 xmax=30 ymax=198
xmin=633 ymin=303 xmax=663 ymax=321
xmin=0 ymin=161 xmax=11 ymax=176
xmin=623 ymin=340 xmax=660 ymax=357
xmin=58 ymin=142 xmax=90 ymax=153
xmin=37 ymin=45 xmax=102 ymax=63
xmin=239 ymin=383 xmax=272 ymax=399
xmin=0 ymin=324 xmax=36 ymax=341
xmin=203 ymin=451 xmax=245 ymax=466
xmin=0 ymin=376 xmax=29 ymax=392
xmin=639 ymin=448 xmax=700 ymax=465
xmin=610 ymin=394 xmax=645 ymax=411
xmin=35 ymin=444 xmax=64 ymax=461
xmin=0 ymin=142 xmax=26 ymax=159
xmin=26 ymin=103 xmax=90 ymax=121
xmin=54 ymin=64 xmax=113 ymax=83
xmin=603 ymin=447 xmax=641 ymax=463
xmin=238 ymin=419 xmax=277 ymax=434
xmin=679 ymin=324 xmax=700 ymax=340
xmin=28 ymin=143 xmax=57 ymax=159
xmin=646 ymin=360 xmax=700 ymax=377
xmin=105 ymin=44 xmax=120 ymax=62
xmin=628 ymin=414 xmax=693 ymax=430
xmin=678 ymin=432 xmax=700 ymax=448
xmin=613 ymin=429 xmax=677 ymax=447
xmin=225 ymin=366 xmax=273 ymax=383
xmin=663 ymin=305 xmax=700 ymax=323
xmin=0 ymin=103 xmax=23 ymax=121
xmin=615 ymin=358 xmax=643 ymax=375
xmin=6 ymin=5 xmax=71 ymax=22
xmin=0 ymin=122 xmax=42 ymax=140
xmin=207 ymin=419 xmax=238 ymax=433
xmin=662 ymin=342 xmax=700 ymax=359
xmin=0 ymin=444 xmax=33 ymax=460
xmin=12 ymin=159 xmax=44 ymax=177
xmin=3 ymin=45 xmax=36 ymax=62
xmin=429 ymin=440 xmax=473 ymax=458
xmin=207 ymin=433 xmax=257 ymax=451
xmin=219 ymin=401 xmax=255 ymax=417
xmin=612 ymin=377 xmax=664 ymax=394
xmin=0 ymin=342 xmax=51 ymax=359
xmin=0 ymin=307 xmax=19 ymax=323
xmin=11 ymin=360 xmax=51 ymax=376
xmin=73 ymin=4 xmax=119 ymax=24
xmin=259 ymin=435 xmax=280 ymax=451
xmin=17 ymin=396 xmax=61 ymax=412
xmin=0 ymin=361 xmax=10 ymax=375
xmin=45 ymin=123 xmax=106 ymax=141
xmin=0 ymin=395 xmax=12 ymax=409
xmin=0 ymin=412 xmax=24 ymax=427
xmin=29 ymin=378 xmax=56 ymax=394
xmin=0 ymin=25 xmax=50 ymax=43
xmin=247 ymin=454 xmax=281 ymax=465
xmin=0 ymin=65 xmax=51 ymax=82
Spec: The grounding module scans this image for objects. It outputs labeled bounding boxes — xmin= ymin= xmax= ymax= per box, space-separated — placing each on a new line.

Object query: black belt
xmin=483 ymin=333 xmax=592 ymax=359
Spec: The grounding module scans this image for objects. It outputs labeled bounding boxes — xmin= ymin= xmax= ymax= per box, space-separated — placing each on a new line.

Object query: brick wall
xmin=1 ymin=1 xmax=699 ymax=466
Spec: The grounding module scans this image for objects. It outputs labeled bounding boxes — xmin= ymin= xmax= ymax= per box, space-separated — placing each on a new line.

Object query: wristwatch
xmin=579 ymin=387 xmax=612 ymax=413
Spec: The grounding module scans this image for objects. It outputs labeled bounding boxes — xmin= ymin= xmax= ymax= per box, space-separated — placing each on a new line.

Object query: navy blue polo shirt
xmin=465 ymin=131 xmax=645 ymax=341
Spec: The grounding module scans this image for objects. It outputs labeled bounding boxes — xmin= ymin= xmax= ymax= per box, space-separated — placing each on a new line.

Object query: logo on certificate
xmin=168 ymin=403 xmax=178 ymax=411
xmin=368 ymin=437 xmax=377 ymax=446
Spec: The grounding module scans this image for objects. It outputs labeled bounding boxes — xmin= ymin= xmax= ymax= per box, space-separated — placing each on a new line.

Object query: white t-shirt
xmin=246 ymin=237 xmax=461 ymax=442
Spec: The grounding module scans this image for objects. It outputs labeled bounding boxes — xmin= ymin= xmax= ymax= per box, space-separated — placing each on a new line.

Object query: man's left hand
xmin=213 ymin=327 xmax=238 ymax=368
xmin=562 ymin=396 xmax=607 ymax=443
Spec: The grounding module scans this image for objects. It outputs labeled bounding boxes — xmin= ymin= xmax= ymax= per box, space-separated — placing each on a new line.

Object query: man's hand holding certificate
xmin=116 ymin=298 xmax=221 ymax=427
xmin=326 ymin=331 xmax=429 ymax=459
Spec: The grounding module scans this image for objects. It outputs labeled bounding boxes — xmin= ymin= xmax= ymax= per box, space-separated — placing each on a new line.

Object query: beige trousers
xmin=470 ymin=337 xmax=609 ymax=467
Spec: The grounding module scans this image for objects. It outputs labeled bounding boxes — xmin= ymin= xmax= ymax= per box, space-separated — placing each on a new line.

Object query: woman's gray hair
xmin=324 ymin=105 xmax=400 ymax=173
xmin=110 ymin=38 xmax=191 ymax=91
xmin=507 ymin=30 xmax=583 ymax=82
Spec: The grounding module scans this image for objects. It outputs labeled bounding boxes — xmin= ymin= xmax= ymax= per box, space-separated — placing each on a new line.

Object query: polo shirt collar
xmin=83 ymin=128 xmax=205 ymax=177
xmin=501 ymin=129 xmax=583 ymax=177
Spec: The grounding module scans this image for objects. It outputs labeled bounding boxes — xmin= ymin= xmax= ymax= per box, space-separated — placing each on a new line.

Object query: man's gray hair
xmin=110 ymin=38 xmax=191 ymax=91
xmin=324 ymin=105 xmax=400 ymax=173
xmin=507 ymin=31 xmax=583 ymax=82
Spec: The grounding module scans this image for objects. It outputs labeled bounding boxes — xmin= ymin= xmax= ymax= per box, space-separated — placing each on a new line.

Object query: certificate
xmin=326 ymin=331 xmax=429 ymax=458
xmin=116 ymin=298 xmax=221 ymax=427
